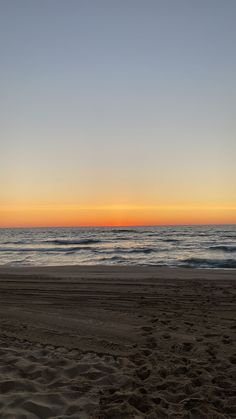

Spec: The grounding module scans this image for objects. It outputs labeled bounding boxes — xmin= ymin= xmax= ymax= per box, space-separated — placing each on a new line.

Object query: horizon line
xmin=1 ymin=222 xmax=236 ymax=229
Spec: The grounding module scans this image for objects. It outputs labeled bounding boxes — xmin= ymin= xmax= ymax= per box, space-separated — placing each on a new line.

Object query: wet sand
xmin=0 ymin=265 xmax=235 ymax=418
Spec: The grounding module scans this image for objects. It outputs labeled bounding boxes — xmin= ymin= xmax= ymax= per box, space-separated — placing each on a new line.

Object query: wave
xmin=0 ymin=245 xmax=156 ymax=255
xmin=147 ymin=234 xmax=181 ymax=242
xmin=94 ymin=247 xmax=158 ymax=255
xmin=45 ymin=239 xmax=101 ymax=245
xmin=221 ymin=234 xmax=236 ymax=239
xmin=180 ymin=257 xmax=236 ymax=269
xmin=209 ymin=245 xmax=236 ymax=253
xmin=113 ymin=237 xmax=130 ymax=241
xmin=99 ymin=255 xmax=128 ymax=263
xmin=3 ymin=238 xmax=102 ymax=246
xmin=0 ymin=247 xmax=50 ymax=253
xmin=110 ymin=229 xmax=137 ymax=233
xmin=3 ymin=259 xmax=31 ymax=266
xmin=115 ymin=247 xmax=156 ymax=255
xmin=0 ymin=246 xmax=93 ymax=253
xmin=2 ymin=240 xmax=31 ymax=245
xmin=161 ymin=238 xmax=181 ymax=243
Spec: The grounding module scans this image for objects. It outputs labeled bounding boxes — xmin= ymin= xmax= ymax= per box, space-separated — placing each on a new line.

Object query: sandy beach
xmin=0 ymin=265 xmax=235 ymax=418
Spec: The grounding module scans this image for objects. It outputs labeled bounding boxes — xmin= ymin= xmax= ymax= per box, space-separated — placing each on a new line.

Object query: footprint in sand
xmin=146 ymin=337 xmax=157 ymax=349
xmin=136 ymin=366 xmax=151 ymax=381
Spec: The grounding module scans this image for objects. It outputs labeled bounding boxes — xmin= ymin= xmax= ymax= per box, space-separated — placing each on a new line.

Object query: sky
xmin=0 ymin=0 xmax=236 ymax=227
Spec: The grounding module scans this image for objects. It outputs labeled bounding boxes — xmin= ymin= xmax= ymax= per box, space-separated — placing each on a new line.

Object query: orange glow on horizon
xmin=1 ymin=203 xmax=236 ymax=228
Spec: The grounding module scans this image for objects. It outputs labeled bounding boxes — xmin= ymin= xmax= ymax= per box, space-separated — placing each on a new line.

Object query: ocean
xmin=0 ymin=225 xmax=236 ymax=268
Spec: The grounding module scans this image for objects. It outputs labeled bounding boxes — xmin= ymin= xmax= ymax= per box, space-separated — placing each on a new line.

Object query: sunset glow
xmin=1 ymin=203 xmax=236 ymax=228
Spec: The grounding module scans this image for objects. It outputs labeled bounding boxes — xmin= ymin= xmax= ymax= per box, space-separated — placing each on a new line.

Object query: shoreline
xmin=1 ymin=263 xmax=236 ymax=273
xmin=0 ymin=265 xmax=235 ymax=417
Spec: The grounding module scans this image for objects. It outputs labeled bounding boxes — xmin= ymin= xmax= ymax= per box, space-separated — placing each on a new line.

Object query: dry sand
xmin=0 ymin=265 xmax=235 ymax=418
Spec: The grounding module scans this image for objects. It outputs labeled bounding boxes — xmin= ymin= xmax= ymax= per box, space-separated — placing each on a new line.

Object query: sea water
xmin=0 ymin=225 xmax=236 ymax=268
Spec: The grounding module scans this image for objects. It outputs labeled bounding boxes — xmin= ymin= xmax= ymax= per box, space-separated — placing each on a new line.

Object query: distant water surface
xmin=0 ymin=225 xmax=236 ymax=269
